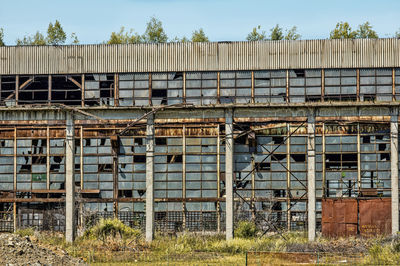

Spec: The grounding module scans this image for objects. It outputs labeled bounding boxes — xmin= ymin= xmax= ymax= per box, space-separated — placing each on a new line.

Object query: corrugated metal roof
xmin=0 ymin=39 xmax=399 ymax=75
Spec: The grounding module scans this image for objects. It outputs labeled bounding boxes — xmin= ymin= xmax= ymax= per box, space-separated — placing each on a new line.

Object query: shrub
xmin=15 ymin=227 xmax=35 ymax=237
xmin=84 ymin=218 xmax=141 ymax=241
xmin=235 ymin=221 xmax=258 ymax=238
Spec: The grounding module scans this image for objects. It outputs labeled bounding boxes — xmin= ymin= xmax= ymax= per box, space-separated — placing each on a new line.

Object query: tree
xmin=191 ymin=28 xmax=209 ymax=42
xmin=270 ymin=24 xmax=284 ymax=40
xmin=170 ymin=36 xmax=189 ymax=43
xmin=284 ymin=26 xmax=301 ymax=40
xmin=330 ymin=22 xmax=357 ymax=39
xmin=395 ymin=29 xmax=400 ymax=38
xmin=16 ymin=31 xmax=47 ymax=45
xmin=70 ymin=33 xmax=79 ymax=44
xmin=142 ymin=17 xmax=168 ymax=43
xmin=47 ymin=20 xmax=66 ymax=45
xmin=246 ymin=25 xmax=267 ymax=41
xmin=107 ymin=27 xmax=142 ymax=44
xmin=356 ymin=22 xmax=378 ymax=39
xmin=0 ymin=28 xmax=4 ymax=46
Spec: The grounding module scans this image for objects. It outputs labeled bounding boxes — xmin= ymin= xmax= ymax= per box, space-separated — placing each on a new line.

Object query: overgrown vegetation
xmin=12 ymin=220 xmax=400 ymax=264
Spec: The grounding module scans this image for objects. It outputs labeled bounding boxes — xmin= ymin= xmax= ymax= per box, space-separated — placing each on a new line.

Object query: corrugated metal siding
xmin=0 ymin=39 xmax=399 ymax=75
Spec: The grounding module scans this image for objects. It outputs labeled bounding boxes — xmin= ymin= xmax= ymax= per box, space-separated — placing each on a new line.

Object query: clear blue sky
xmin=0 ymin=0 xmax=399 ymax=44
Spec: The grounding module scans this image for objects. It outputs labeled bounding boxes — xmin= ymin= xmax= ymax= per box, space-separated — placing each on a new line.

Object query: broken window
xmin=324 ymin=69 xmax=357 ymax=102
xmin=84 ymin=74 xmax=114 ymax=106
xmin=151 ymin=73 xmax=183 ymax=106
xmin=254 ymin=70 xmax=286 ymax=103
xmin=52 ymin=75 xmax=82 ymax=105
xmin=0 ymin=76 xmax=16 ymax=106
xmin=18 ymin=75 xmax=48 ymax=105
xmin=186 ymin=72 xmax=217 ymax=105
xmin=219 ymin=71 xmax=252 ymax=104
xmin=360 ymin=69 xmax=392 ymax=102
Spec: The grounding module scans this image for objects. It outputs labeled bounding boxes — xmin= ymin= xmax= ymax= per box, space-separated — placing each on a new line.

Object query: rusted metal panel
xmin=322 ymin=198 xmax=357 ymax=237
xmin=322 ymin=198 xmax=391 ymax=237
xmin=0 ymin=39 xmax=399 ymax=75
xmin=359 ymin=198 xmax=391 ymax=237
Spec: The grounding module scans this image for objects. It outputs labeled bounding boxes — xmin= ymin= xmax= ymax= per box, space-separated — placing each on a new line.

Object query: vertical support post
xmin=15 ymin=75 xmax=19 ymax=106
xmin=65 ymin=112 xmax=75 ymax=243
xmin=114 ymin=73 xmax=119 ymax=107
xmin=81 ymin=74 xmax=85 ymax=108
xmin=286 ymin=70 xmax=289 ymax=103
xmin=46 ymin=127 xmax=50 ymax=190
xmin=217 ymin=124 xmax=221 ymax=233
xmin=307 ymin=114 xmax=316 ymax=241
xmin=148 ymin=73 xmax=152 ymax=106
xmin=48 ymin=75 xmax=52 ymax=105
xmin=183 ymin=72 xmax=186 ymax=104
xmin=322 ymin=123 xmax=326 ymax=197
xmin=182 ymin=125 xmax=186 ymax=229
xmin=145 ymin=113 xmax=155 ymax=242
xmin=286 ymin=123 xmax=291 ymax=231
xmin=13 ymin=202 xmax=17 ymax=232
xmin=356 ymin=69 xmax=360 ymax=102
xmin=217 ymin=72 xmax=221 ymax=104
xmin=357 ymin=123 xmax=361 ymax=194
xmin=321 ymin=69 xmax=325 ymax=102
xmin=225 ymin=109 xmax=234 ymax=240
xmin=391 ymin=110 xmax=399 ymax=235
xmin=251 ymin=71 xmax=255 ymax=104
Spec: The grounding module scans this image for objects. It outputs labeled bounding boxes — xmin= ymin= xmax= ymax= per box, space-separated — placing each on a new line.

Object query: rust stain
xmin=359 ymin=198 xmax=391 ymax=237
xmin=322 ymin=198 xmax=391 ymax=237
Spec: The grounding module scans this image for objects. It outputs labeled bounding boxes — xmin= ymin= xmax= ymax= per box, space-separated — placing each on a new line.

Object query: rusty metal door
xmin=322 ymin=198 xmax=391 ymax=237
xmin=359 ymin=198 xmax=391 ymax=237
xmin=322 ymin=199 xmax=357 ymax=237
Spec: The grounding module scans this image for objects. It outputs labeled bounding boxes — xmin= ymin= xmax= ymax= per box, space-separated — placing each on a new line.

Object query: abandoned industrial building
xmin=0 ymin=39 xmax=400 ymax=242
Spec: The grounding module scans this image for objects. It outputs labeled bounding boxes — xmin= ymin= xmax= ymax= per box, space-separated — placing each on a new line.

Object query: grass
xmin=15 ymin=219 xmax=400 ymax=265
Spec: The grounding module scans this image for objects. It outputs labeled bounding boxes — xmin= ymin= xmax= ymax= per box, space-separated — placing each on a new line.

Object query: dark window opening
xmin=155 ymin=138 xmax=167 ymax=145
xmin=272 ymin=154 xmax=286 ymax=161
xmin=134 ymin=155 xmax=146 ymax=163
xmin=172 ymin=72 xmax=183 ymax=80
xmin=326 ymin=153 xmax=357 ymax=169
xmin=134 ymin=138 xmax=143 ymax=145
xmin=378 ymin=144 xmax=387 ymax=151
xmin=19 ymin=164 xmax=31 ymax=173
xmin=291 ymin=154 xmax=306 ymax=162
xmin=272 ymin=136 xmax=284 ymax=144
xmin=52 ymin=75 xmax=82 ymax=106
xmin=235 ymin=135 xmax=247 ymax=145
xmin=380 ymin=153 xmax=390 ymax=161
xmin=118 ymin=190 xmax=133 ymax=197
xmin=50 ymin=164 xmax=61 ymax=171
xmin=294 ymin=69 xmax=305 ymax=77
xmin=152 ymin=89 xmax=167 ymax=98
xmin=167 ymin=154 xmax=182 ymax=163
xmin=258 ymin=162 xmax=271 ymax=171
xmin=362 ymin=136 xmax=371 ymax=144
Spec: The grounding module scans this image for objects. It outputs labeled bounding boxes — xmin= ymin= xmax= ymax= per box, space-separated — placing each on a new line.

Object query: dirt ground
xmin=0 ymin=233 xmax=85 ymax=266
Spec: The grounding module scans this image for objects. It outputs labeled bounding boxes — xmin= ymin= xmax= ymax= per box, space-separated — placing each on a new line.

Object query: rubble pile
xmin=0 ymin=234 xmax=85 ymax=265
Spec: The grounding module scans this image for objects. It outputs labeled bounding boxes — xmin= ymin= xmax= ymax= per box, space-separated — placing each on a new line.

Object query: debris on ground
xmin=0 ymin=233 xmax=85 ymax=266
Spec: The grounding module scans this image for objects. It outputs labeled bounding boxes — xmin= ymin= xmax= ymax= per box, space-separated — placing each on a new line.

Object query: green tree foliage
xmin=142 ymin=17 xmax=168 ymax=43
xmin=70 ymin=33 xmax=79 ymax=44
xmin=47 ymin=20 xmax=66 ymax=45
xmin=395 ymin=29 xmax=400 ymax=38
xmin=356 ymin=22 xmax=378 ymax=39
xmin=284 ymin=26 xmax=301 ymax=40
xmin=270 ymin=24 xmax=284 ymax=40
xmin=16 ymin=31 xmax=47 ymax=46
xmin=246 ymin=25 xmax=267 ymax=41
xmin=330 ymin=22 xmax=357 ymax=39
xmin=191 ymin=28 xmax=209 ymax=42
xmin=170 ymin=36 xmax=189 ymax=43
xmin=0 ymin=28 xmax=4 ymax=46
xmin=107 ymin=27 xmax=142 ymax=44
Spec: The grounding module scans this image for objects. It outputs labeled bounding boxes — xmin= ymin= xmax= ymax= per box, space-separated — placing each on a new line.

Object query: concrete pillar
xmin=145 ymin=114 xmax=155 ymax=242
xmin=307 ymin=115 xmax=316 ymax=241
xmin=65 ymin=112 xmax=75 ymax=242
xmin=391 ymin=113 xmax=399 ymax=235
xmin=225 ymin=109 xmax=234 ymax=240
